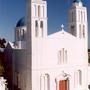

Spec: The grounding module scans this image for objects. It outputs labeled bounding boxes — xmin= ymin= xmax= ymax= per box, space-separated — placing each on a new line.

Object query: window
xmin=79 ymin=25 xmax=85 ymax=38
xmin=78 ymin=70 xmax=82 ymax=85
xmin=16 ymin=30 xmax=19 ymax=41
xmin=40 ymin=74 xmax=50 ymax=90
xmin=22 ymin=29 xmax=25 ymax=40
xmin=84 ymin=12 xmax=85 ymax=22
xmin=74 ymin=70 xmax=82 ymax=87
xmin=14 ymin=72 xmax=17 ymax=86
xmin=72 ymin=12 xmax=74 ymax=22
xmin=35 ymin=20 xmax=38 ymax=37
xmin=65 ymin=50 xmax=67 ymax=63
xmin=58 ymin=48 xmax=67 ymax=64
xmin=40 ymin=21 xmax=43 ymax=28
xmin=78 ymin=11 xmax=80 ymax=22
xmin=40 ymin=21 xmax=43 ymax=37
xmin=83 ymin=25 xmax=85 ymax=38
xmin=42 ymin=6 xmax=44 ymax=17
xmin=20 ymin=29 xmax=23 ymax=41
xmin=35 ymin=20 xmax=38 ymax=27
xmin=16 ymin=30 xmax=21 ymax=41
xmin=34 ymin=5 xmax=36 ymax=16
xmin=58 ymin=51 xmax=61 ymax=64
xmin=19 ymin=29 xmax=22 ymax=41
xmin=71 ymin=26 xmax=75 ymax=35
xmin=88 ymin=85 xmax=90 ymax=90
xmin=81 ymin=11 xmax=83 ymax=22
xmin=79 ymin=24 xmax=81 ymax=38
xmin=16 ymin=72 xmax=20 ymax=88
xmin=38 ymin=5 xmax=40 ymax=17
xmin=83 ymin=12 xmax=84 ymax=22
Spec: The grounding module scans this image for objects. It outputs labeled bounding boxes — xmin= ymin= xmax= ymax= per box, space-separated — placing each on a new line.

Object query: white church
xmin=5 ymin=0 xmax=90 ymax=90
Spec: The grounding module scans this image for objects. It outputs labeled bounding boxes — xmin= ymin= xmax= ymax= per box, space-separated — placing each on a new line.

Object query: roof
xmin=6 ymin=42 xmax=15 ymax=49
xmin=16 ymin=17 xmax=26 ymax=27
xmin=48 ymin=30 xmax=76 ymax=40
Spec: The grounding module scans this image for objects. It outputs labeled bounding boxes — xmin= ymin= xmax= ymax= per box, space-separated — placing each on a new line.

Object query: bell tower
xmin=27 ymin=0 xmax=47 ymax=39
xmin=68 ymin=0 xmax=88 ymax=40
xmin=26 ymin=0 xmax=48 ymax=90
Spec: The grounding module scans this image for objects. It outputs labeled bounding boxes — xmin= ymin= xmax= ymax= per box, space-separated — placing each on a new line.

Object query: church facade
xmin=5 ymin=0 xmax=90 ymax=90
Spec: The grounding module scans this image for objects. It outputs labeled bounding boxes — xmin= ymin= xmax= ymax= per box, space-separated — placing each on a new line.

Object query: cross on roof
xmin=61 ymin=24 xmax=64 ymax=31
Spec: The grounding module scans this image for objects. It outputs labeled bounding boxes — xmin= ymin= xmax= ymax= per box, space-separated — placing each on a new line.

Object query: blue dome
xmin=73 ymin=0 xmax=82 ymax=3
xmin=16 ymin=17 xmax=26 ymax=27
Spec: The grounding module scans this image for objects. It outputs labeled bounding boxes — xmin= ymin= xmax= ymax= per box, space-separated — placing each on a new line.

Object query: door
xmin=59 ymin=80 xmax=68 ymax=90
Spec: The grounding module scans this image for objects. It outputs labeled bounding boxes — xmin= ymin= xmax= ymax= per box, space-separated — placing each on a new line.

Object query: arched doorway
xmin=55 ymin=71 xmax=70 ymax=90
xmin=59 ymin=79 xmax=68 ymax=90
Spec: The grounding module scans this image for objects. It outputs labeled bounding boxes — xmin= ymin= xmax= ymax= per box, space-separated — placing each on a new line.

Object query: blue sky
xmin=0 ymin=0 xmax=90 ymax=48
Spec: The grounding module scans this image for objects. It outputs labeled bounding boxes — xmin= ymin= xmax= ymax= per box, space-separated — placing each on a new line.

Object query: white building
xmin=0 ymin=77 xmax=7 ymax=90
xmin=5 ymin=0 xmax=90 ymax=90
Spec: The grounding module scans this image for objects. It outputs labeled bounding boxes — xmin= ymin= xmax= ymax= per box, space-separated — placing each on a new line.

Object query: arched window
xmin=78 ymin=70 xmax=82 ymax=85
xmin=74 ymin=70 xmax=82 ymax=87
xmin=83 ymin=25 xmax=85 ymax=38
xmin=22 ymin=29 xmax=25 ymax=40
xmin=40 ymin=21 xmax=43 ymax=28
xmin=16 ymin=30 xmax=19 ymax=41
xmin=38 ymin=5 xmax=40 ymax=17
xmin=81 ymin=11 xmax=83 ymax=22
xmin=16 ymin=72 xmax=20 ymax=88
xmin=79 ymin=24 xmax=81 ymax=38
xmin=78 ymin=11 xmax=80 ymax=22
xmin=40 ymin=74 xmax=50 ymax=90
xmin=42 ymin=6 xmax=44 ymax=17
xmin=58 ymin=48 xmax=67 ymax=64
xmin=34 ymin=5 xmax=36 ymax=16
xmin=84 ymin=12 xmax=85 ymax=22
xmin=72 ymin=12 xmax=74 ymax=22
xmin=40 ymin=21 xmax=43 ymax=37
xmin=58 ymin=51 xmax=61 ymax=64
xmin=65 ymin=50 xmax=67 ymax=63
xmin=35 ymin=20 xmax=38 ymax=37
xmin=71 ymin=25 xmax=75 ymax=35
xmin=20 ymin=29 xmax=22 ymax=41
xmin=16 ymin=29 xmax=21 ymax=41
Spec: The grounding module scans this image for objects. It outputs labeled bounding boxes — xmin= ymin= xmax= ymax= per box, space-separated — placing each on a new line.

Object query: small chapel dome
xmin=73 ymin=0 xmax=82 ymax=3
xmin=16 ymin=17 xmax=26 ymax=27
xmin=73 ymin=0 xmax=83 ymax=7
